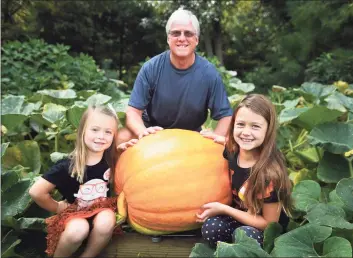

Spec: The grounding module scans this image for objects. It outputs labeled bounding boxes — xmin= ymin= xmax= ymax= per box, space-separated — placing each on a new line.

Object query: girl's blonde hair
xmin=69 ymin=105 xmax=119 ymax=183
xmin=226 ymin=94 xmax=292 ymax=215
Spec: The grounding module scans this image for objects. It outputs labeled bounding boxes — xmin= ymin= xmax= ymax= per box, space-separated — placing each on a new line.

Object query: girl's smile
xmin=233 ymin=107 xmax=268 ymax=152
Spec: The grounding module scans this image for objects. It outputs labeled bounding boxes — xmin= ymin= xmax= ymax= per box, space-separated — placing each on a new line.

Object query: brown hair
xmin=226 ymin=94 xmax=292 ymax=215
xmin=69 ymin=105 xmax=119 ymax=184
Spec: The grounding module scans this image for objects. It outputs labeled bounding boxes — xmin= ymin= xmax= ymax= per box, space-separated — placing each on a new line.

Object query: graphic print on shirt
xmin=74 ymin=169 xmax=110 ymax=209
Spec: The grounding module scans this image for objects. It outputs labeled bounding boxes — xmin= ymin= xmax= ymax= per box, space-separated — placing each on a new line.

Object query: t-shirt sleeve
xmin=223 ymin=147 xmax=229 ymax=160
xmin=128 ymin=63 xmax=153 ymax=110
xmin=42 ymin=159 xmax=70 ymax=188
xmin=207 ymin=71 xmax=233 ymax=120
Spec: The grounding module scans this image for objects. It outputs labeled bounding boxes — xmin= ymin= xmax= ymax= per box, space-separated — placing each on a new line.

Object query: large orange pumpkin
xmin=115 ymin=129 xmax=232 ymax=235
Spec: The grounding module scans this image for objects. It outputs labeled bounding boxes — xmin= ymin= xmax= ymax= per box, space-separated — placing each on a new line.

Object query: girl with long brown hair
xmin=29 ymin=105 xmax=138 ymax=257
xmin=197 ymin=94 xmax=292 ymax=248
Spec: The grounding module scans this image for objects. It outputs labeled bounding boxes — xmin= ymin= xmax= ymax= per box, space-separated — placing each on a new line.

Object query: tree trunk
xmin=213 ymin=20 xmax=223 ymax=65
xmin=203 ymin=26 xmax=213 ymax=57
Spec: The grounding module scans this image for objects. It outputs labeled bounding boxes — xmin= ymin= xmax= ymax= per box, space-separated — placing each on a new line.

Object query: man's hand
xmin=138 ymin=126 xmax=163 ymax=139
xmin=117 ymin=139 xmax=139 ymax=152
xmin=200 ymin=129 xmax=226 ymax=145
xmin=196 ymin=202 xmax=226 ymax=223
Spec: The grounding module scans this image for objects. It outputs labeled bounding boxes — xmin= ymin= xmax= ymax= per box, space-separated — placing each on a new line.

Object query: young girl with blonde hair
xmin=29 ymin=105 xmax=137 ymax=257
xmin=198 ymin=94 xmax=292 ymax=247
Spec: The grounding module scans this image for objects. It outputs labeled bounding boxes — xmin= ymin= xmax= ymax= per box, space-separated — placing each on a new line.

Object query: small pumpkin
xmin=115 ymin=129 xmax=232 ymax=235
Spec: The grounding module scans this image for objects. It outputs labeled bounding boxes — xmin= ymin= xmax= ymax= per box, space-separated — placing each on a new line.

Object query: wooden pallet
xmin=100 ymin=232 xmax=202 ymax=258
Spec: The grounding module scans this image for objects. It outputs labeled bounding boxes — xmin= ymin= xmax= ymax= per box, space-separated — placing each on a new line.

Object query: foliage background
xmin=1 ymin=0 xmax=353 ymax=257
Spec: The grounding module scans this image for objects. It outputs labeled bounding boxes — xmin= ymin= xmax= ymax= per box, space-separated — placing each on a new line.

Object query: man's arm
xmin=125 ymin=106 xmax=146 ymax=136
xmin=214 ymin=116 xmax=232 ymax=136
xmin=126 ymin=106 xmax=163 ymax=139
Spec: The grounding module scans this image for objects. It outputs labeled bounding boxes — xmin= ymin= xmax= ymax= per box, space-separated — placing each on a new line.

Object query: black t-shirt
xmin=42 ymin=157 xmax=111 ymax=204
xmin=223 ymin=148 xmax=289 ymax=228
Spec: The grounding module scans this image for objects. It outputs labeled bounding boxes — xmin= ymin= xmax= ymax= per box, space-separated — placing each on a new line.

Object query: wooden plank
xmin=100 ymin=233 xmax=202 ymax=258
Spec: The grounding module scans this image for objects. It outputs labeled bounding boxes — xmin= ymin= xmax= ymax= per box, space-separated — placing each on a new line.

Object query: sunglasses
xmin=169 ymin=30 xmax=196 ymax=38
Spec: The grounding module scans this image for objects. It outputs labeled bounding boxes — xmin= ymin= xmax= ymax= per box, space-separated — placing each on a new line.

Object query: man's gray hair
xmin=165 ymin=8 xmax=200 ymax=37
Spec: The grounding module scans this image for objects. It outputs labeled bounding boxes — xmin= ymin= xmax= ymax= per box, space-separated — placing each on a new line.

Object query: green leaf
xmin=299 ymin=82 xmax=336 ymax=100
xmin=305 ymin=203 xmax=353 ymax=230
xmin=2 ymin=140 xmax=41 ymax=174
xmin=326 ymin=92 xmax=353 ymax=112
xmin=17 ymin=217 xmax=46 ymax=231
xmin=336 ymin=178 xmax=353 ymax=211
xmin=1 ymin=95 xmax=25 ymax=114
xmin=317 ymin=152 xmax=351 ymax=183
xmin=42 ymin=103 xmax=67 ymax=124
xmin=271 ymin=224 xmax=332 ymax=257
xmin=21 ymin=102 xmax=42 ymax=116
xmin=263 ymin=222 xmax=283 ymax=253
xmin=85 ymin=93 xmax=111 ymax=106
xmin=1 ymin=171 xmax=20 ymax=192
xmin=1 ymin=142 xmax=10 ymax=157
xmin=282 ymin=99 xmax=300 ymax=109
xmin=50 ymin=152 xmax=69 ymax=163
xmin=1 ymin=179 xmax=34 ymax=218
xmin=292 ymin=180 xmax=321 ymax=212
xmin=229 ymin=82 xmax=255 ymax=93
xmin=322 ymin=237 xmax=352 ymax=257
xmin=189 ymin=243 xmax=215 ymax=258
xmin=1 ymin=230 xmax=22 ymax=258
xmin=278 ymin=107 xmax=309 ymax=124
xmin=66 ymin=105 xmax=86 ymax=128
xmin=292 ymin=106 xmax=343 ymax=130
xmin=216 ymin=229 xmax=271 ymax=257
xmin=308 ymin=123 xmax=353 ymax=154
xmin=1 ymin=114 xmax=28 ymax=131
xmin=294 ymin=147 xmax=321 ymax=164
xmin=37 ymin=89 xmax=77 ymax=99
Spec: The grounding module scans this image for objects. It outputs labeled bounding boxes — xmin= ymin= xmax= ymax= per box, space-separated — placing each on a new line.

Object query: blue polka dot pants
xmin=201 ymin=215 xmax=263 ymax=248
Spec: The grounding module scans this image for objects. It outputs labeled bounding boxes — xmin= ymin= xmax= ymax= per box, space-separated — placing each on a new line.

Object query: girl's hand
xmin=56 ymin=200 xmax=69 ymax=214
xmin=117 ymin=139 xmax=138 ymax=152
xmin=196 ymin=202 xmax=226 ymax=223
xmin=200 ymin=130 xmax=225 ymax=145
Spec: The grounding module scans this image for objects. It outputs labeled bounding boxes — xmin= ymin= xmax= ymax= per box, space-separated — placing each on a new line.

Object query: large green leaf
xmin=336 ymin=178 xmax=353 ymax=211
xmin=308 ymin=123 xmax=353 ymax=154
xmin=297 ymin=82 xmax=336 ymax=101
xmin=1 ymin=170 xmax=20 ymax=192
xmin=1 ymin=142 xmax=10 ymax=157
xmin=325 ymin=92 xmax=353 ymax=112
xmin=37 ymin=89 xmax=76 ymax=99
xmin=263 ymin=222 xmax=283 ymax=254
xmin=16 ymin=217 xmax=46 ymax=231
xmin=1 ymin=230 xmax=22 ymax=258
xmin=66 ymin=105 xmax=86 ymax=128
xmin=279 ymin=107 xmax=309 ymax=124
xmin=1 ymin=95 xmax=25 ymax=115
xmin=294 ymin=147 xmax=321 ymax=164
xmin=322 ymin=237 xmax=352 ymax=257
xmin=292 ymin=180 xmax=321 ymax=212
xmin=271 ymin=224 xmax=332 ymax=257
xmin=50 ymin=152 xmax=69 ymax=163
xmin=1 ymin=179 xmax=34 ymax=218
xmin=189 ymin=243 xmax=215 ymax=258
xmin=293 ymin=106 xmax=343 ymax=130
xmin=216 ymin=229 xmax=271 ymax=257
xmin=85 ymin=93 xmax=111 ymax=106
xmin=42 ymin=103 xmax=67 ymax=124
xmin=317 ymin=152 xmax=351 ymax=183
xmin=229 ymin=82 xmax=255 ymax=93
xmin=305 ymin=203 xmax=353 ymax=230
xmin=1 ymin=114 xmax=28 ymax=131
xmin=2 ymin=140 xmax=41 ymax=174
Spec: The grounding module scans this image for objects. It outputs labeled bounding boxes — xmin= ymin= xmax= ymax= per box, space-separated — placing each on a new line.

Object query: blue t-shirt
xmin=128 ymin=51 xmax=232 ymax=131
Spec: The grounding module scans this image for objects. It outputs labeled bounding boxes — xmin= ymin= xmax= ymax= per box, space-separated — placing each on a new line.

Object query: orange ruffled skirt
xmin=45 ymin=197 xmax=122 ymax=256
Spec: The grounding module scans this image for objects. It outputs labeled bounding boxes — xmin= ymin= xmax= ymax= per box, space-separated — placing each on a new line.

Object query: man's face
xmin=167 ymin=20 xmax=199 ymax=59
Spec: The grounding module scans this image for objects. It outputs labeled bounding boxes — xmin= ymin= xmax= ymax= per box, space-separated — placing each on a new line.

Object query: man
xmin=118 ymin=8 xmax=232 ymax=143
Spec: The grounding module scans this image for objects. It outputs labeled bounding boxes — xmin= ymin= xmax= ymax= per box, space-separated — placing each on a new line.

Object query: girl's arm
xmin=29 ymin=177 xmax=64 ymax=213
xmin=196 ymin=202 xmax=281 ymax=230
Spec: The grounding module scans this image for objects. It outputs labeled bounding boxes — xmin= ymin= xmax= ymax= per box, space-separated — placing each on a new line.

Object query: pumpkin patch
xmin=115 ymin=129 xmax=232 ymax=235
